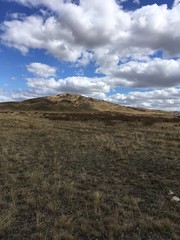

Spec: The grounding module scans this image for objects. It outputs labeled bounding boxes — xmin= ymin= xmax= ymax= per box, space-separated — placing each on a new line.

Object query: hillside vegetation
xmin=0 ymin=93 xmax=175 ymax=115
xmin=0 ymin=94 xmax=180 ymax=239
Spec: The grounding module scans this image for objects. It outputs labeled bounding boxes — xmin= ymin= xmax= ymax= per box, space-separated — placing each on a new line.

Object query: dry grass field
xmin=0 ymin=103 xmax=180 ymax=239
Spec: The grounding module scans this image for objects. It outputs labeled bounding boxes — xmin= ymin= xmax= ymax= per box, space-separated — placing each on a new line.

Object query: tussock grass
xmin=0 ymin=111 xmax=180 ymax=239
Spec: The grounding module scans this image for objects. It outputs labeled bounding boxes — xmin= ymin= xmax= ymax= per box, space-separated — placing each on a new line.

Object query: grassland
xmin=0 ymin=110 xmax=180 ymax=239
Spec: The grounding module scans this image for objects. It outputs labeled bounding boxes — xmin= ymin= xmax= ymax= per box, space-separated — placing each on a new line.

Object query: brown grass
xmin=0 ymin=110 xmax=180 ymax=239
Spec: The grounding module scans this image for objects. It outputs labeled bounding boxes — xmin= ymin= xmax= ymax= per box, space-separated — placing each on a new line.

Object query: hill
xmin=0 ymin=93 xmax=135 ymax=112
xmin=0 ymin=93 xmax=177 ymax=115
xmin=0 ymin=93 xmax=179 ymax=124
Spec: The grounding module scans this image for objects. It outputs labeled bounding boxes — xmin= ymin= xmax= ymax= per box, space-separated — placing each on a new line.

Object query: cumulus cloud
xmin=106 ymin=88 xmax=180 ymax=111
xmin=0 ymin=95 xmax=13 ymax=102
xmin=1 ymin=0 xmax=180 ymax=111
xmin=0 ymin=89 xmax=48 ymax=102
xmin=0 ymin=90 xmax=14 ymax=102
xmin=1 ymin=15 xmax=83 ymax=60
xmin=26 ymin=76 xmax=110 ymax=98
xmin=129 ymin=4 xmax=180 ymax=56
xmin=101 ymin=58 xmax=180 ymax=88
xmin=2 ymin=0 xmax=180 ymax=59
xmin=173 ymin=0 xmax=180 ymax=7
xmin=0 ymin=76 xmax=109 ymax=101
xmin=27 ymin=62 xmax=57 ymax=78
xmin=2 ymin=0 xmax=180 ymax=89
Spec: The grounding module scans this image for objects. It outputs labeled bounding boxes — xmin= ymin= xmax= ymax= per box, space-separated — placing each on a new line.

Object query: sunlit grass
xmin=0 ymin=111 xmax=180 ymax=239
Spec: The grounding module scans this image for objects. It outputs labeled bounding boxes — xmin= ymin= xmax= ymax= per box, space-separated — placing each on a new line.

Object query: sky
xmin=0 ymin=0 xmax=180 ymax=111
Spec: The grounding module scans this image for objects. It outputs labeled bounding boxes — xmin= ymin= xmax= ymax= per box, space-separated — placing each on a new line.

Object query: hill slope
xmin=0 ymin=93 xmax=167 ymax=115
xmin=0 ymin=93 xmax=129 ymax=112
xmin=0 ymin=93 xmax=179 ymax=123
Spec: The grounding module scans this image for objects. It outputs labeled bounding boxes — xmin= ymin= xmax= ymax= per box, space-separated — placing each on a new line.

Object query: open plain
xmin=0 ymin=94 xmax=180 ymax=240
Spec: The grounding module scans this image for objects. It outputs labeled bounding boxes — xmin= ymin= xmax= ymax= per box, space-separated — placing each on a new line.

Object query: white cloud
xmin=0 ymin=75 xmax=109 ymax=101
xmin=27 ymin=62 xmax=57 ymax=78
xmin=2 ymin=0 xmax=180 ymax=88
xmin=102 ymin=58 xmax=180 ymax=88
xmin=7 ymin=0 xmax=64 ymax=10
xmin=1 ymin=86 xmax=179 ymax=111
xmin=2 ymin=89 xmax=49 ymax=102
xmin=129 ymin=4 xmax=180 ymax=56
xmin=173 ymin=0 xmax=180 ymax=7
xmin=26 ymin=76 xmax=110 ymax=98
xmin=76 ymin=51 xmax=94 ymax=67
xmin=0 ymin=89 xmax=14 ymax=102
xmin=1 ymin=0 xmax=180 ymax=111
xmin=1 ymin=15 xmax=83 ymax=60
xmin=2 ymin=0 xmax=180 ymax=59
xmin=106 ymin=88 xmax=180 ymax=111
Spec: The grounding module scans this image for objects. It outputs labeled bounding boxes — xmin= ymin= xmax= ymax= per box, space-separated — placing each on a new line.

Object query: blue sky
xmin=0 ymin=0 xmax=180 ymax=111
